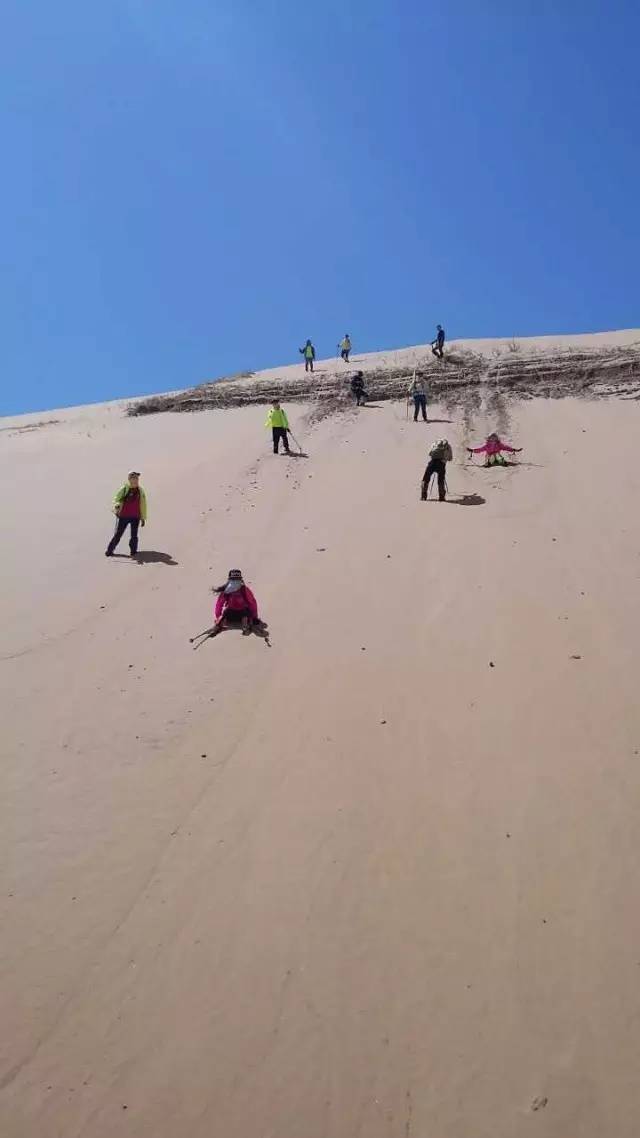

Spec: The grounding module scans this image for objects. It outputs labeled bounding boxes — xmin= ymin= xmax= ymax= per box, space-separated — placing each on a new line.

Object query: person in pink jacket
xmin=212 ymin=569 xmax=259 ymax=636
xmin=467 ymin=432 xmax=522 ymax=467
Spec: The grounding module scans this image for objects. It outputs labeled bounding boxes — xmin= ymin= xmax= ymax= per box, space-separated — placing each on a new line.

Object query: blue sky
xmin=2 ymin=0 xmax=639 ymax=414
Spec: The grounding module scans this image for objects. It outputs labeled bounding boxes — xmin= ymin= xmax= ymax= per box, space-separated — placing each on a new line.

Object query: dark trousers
xmin=413 ymin=393 xmax=427 ymax=421
xmin=272 ymin=427 xmax=290 ymax=453
xmin=305 ymin=358 xmax=314 ymax=372
xmin=431 ymin=343 xmax=444 ymax=358
xmin=341 ymin=349 xmax=350 ymax=362
xmin=422 ymin=458 xmax=446 ymax=501
xmin=107 ymin=516 xmax=140 ymax=554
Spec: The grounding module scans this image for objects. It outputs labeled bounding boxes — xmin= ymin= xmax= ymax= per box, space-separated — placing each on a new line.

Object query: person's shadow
xmin=134 ymin=551 xmax=179 ymax=565
xmin=448 ymin=493 xmax=485 ymax=506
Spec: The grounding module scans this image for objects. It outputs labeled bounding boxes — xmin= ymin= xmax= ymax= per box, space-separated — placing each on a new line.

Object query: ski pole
xmin=287 ymin=430 xmax=303 ymax=453
xmin=407 ymin=368 xmax=416 ymax=419
xmin=190 ymin=626 xmax=216 ymax=648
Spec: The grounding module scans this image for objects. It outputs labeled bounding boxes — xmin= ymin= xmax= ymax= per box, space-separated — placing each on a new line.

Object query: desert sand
xmin=2 ymin=338 xmax=640 ymax=1136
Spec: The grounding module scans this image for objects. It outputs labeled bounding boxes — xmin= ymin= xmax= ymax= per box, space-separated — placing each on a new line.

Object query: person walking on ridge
xmin=265 ymin=400 xmax=291 ymax=454
xmin=431 ymin=324 xmax=445 ymax=359
xmin=105 ymin=471 xmax=147 ymax=557
xmin=300 ymin=339 xmax=316 ymax=372
xmin=340 ymin=334 xmax=352 ymax=362
xmin=421 ymin=439 xmax=453 ymax=501
xmin=408 ymin=373 xmax=428 ymax=421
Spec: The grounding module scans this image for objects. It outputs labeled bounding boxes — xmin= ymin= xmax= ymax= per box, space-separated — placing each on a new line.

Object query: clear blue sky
xmin=2 ymin=1 xmax=639 ymax=414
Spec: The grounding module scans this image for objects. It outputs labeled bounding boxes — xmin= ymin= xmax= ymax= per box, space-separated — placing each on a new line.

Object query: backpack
xmin=429 ymin=440 xmax=449 ymax=462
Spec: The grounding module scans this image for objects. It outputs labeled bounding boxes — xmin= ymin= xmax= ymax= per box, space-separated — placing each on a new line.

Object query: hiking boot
xmin=105 ymin=550 xmax=113 ymax=557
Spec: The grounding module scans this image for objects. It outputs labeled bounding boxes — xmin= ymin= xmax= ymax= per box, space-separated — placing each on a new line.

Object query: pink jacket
xmin=215 ymin=585 xmax=258 ymax=621
xmin=469 ymin=437 xmax=518 ymax=456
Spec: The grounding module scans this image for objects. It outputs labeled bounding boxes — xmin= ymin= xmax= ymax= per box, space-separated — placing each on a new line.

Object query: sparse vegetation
xmin=127 ymin=343 xmax=640 ymax=417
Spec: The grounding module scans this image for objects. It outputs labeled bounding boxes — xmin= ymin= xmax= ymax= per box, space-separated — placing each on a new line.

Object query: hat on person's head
xmin=228 ymin=569 xmax=243 ymax=580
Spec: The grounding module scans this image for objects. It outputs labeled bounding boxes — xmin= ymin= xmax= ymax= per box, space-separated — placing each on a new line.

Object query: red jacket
xmin=215 ymin=585 xmax=258 ymax=621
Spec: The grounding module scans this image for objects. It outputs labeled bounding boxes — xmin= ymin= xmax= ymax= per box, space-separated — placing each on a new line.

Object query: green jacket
xmin=265 ymin=408 xmax=289 ymax=430
xmin=113 ymin=484 xmax=148 ymax=521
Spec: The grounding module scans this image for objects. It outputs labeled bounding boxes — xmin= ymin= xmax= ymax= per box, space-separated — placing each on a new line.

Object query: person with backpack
xmin=212 ymin=569 xmax=259 ymax=637
xmin=299 ymin=339 xmax=316 ymax=372
xmin=408 ymin=373 xmax=428 ymax=421
xmin=350 ymin=371 xmax=367 ymax=406
xmin=421 ymin=439 xmax=453 ymax=501
xmin=105 ymin=471 xmax=147 ymax=557
xmin=340 ymin=334 xmax=352 ymax=362
xmin=431 ymin=325 xmax=445 ymax=359
xmin=265 ymin=400 xmax=291 ymax=454
xmin=467 ymin=432 xmax=522 ymax=467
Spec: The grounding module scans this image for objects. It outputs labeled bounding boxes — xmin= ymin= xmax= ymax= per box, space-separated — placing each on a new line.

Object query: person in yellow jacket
xmin=340 ymin=334 xmax=351 ymax=362
xmin=105 ymin=472 xmax=148 ymax=557
xmin=265 ymin=401 xmax=291 ymax=454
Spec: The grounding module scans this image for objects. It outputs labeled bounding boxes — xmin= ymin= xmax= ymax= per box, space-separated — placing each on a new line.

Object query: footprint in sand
xmin=531 ymin=1096 xmax=548 ymax=1112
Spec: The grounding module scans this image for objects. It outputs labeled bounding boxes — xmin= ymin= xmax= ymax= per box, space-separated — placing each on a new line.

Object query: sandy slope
xmin=2 ymin=388 xmax=640 ymax=1137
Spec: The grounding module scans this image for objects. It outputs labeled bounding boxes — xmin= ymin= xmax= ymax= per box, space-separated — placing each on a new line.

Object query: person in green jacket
xmin=299 ymin=339 xmax=316 ymax=372
xmin=265 ymin=401 xmax=291 ymax=454
xmin=105 ymin=472 xmax=148 ymax=557
xmin=340 ymin=334 xmax=351 ymax=362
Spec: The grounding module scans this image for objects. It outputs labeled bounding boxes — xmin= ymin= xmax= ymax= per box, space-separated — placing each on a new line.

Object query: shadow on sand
xmin=109 ymin=550 xmax=179 ymax=565
xmin=135 ymin=551 xmax=179 ymax=565
xmin=191 ymin=618 xmax=271 ymax=649
xmin=421 ymin=493 xmax=486 ymax=506
xmin=406 ymin=417 xmax=452 ymax=424
xmin=447 ymin=493 xmax=486 ymax=506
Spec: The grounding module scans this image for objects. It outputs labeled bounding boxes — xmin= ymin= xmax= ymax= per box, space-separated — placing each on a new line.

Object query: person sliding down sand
xmin=467 ymin=432 xmax=522 ymax=467
xmin=190 ymin=570 xmax=270 ymax=648
xmin=212 ymin=569 xmax=259 ymax=636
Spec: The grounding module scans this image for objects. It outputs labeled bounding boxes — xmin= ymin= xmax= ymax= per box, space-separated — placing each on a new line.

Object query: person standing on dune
xmin=300 ymin=339 xmax=316 ymax=372
xmin=350 ymin=371 xmax=367 ymax=405
xmin=105 ymin=472 xmax=147 ymax=557
xmin=408 ymin=373 xmax=428 ymax=421
xmin=265 ymin=400 xmax=291 ymax=454
xmin=340 ymin=334 xmax=352 ymax=362
xmin=421 ymin=439 xmax=453 ymax=501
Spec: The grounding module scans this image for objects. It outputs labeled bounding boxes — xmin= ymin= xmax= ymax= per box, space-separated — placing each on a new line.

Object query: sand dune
xmin=2 ymin=341 xmax=640 ymax=1135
